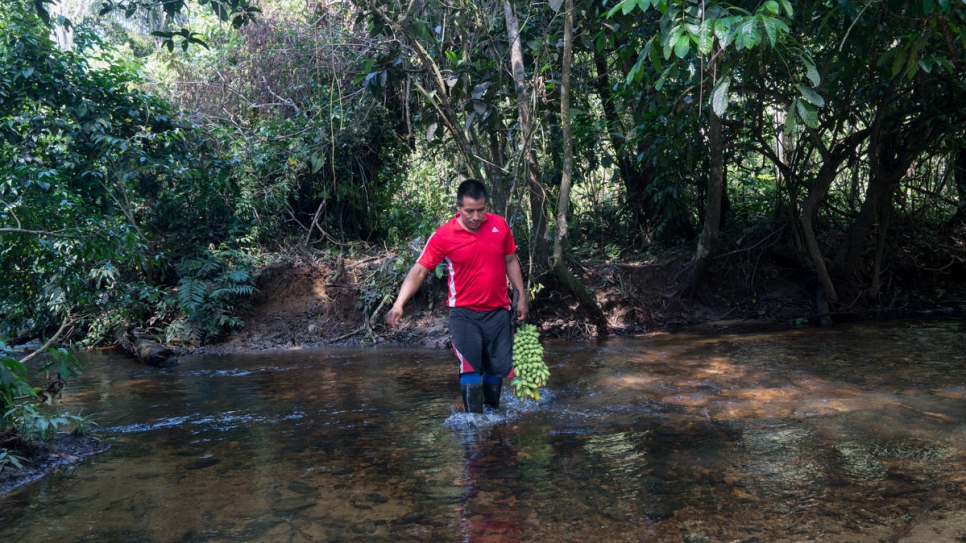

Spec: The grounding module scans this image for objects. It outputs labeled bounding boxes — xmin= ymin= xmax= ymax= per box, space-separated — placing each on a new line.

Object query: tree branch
xmin=0 ymin=227 xmax=92 ymax=239
xmin=20 ymin=318 xmax=73 ymax=365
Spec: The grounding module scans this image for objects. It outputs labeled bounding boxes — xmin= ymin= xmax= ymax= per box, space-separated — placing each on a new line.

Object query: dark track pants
xmin=449 ymin=307 xmax=513 ymax=379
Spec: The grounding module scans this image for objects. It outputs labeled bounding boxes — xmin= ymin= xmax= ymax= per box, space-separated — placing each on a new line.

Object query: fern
xmin=224 ymin=268 xmax=252 ymax=283
xmin=180 ymin=258 xmax=222 ymax=278
xmin=209 ymin=284 xmax=254 ymax=301
xmin=177 ymin=277 xmax=209 ymax=312
xmin=167 ymin=248 xmax=257 ymax=343
xmin=165 ymin=317 xmax=200 ymax=343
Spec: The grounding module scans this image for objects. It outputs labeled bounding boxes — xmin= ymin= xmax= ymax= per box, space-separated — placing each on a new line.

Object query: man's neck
xmin=457 ymin=215 xmax=480 ymax=233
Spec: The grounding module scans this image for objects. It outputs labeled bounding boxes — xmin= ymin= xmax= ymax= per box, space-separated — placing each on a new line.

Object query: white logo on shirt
xmin=492 ymin=226 xmax=499 ymax=233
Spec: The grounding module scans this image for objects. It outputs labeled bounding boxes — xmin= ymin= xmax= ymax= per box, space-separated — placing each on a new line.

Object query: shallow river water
xmin=2 ymin=318 xmax=966 ymax=542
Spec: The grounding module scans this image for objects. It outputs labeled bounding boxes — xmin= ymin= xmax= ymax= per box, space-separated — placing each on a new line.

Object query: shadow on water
xmin=2 ymin=318 xmax=966 ymax=542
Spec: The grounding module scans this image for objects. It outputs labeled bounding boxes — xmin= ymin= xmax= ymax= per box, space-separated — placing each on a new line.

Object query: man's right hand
xmin=386 ymin=306 xmax=404 ymax=328
xmin=385 ymin=263 xmax=429 ymax=329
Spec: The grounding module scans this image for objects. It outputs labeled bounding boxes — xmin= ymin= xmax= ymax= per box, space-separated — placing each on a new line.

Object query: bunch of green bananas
xmin=511 ymin=323 xmax=549 ymax=400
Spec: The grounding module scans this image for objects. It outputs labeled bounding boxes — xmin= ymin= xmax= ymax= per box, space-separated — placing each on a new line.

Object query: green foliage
xmin=93 ymin=0 xmax=261 ymax=50
xmin=0 ymin=1 xmax=195 ymax=339
xmin=729 ymin=172 xmax=779 ymax=225
xmin=67 ymin=410 xmax=98 ymax=436
xmin=379 ymin=154 xmax=455 ymax=244
xmin=166 ymin=246 xmax=256 ymax=343
xmin=0 ymin=343 xmax=34 ymax=412
xmin=1 ymin=342 xmax=87 ymax=451
xmin=1 ymin=1 xmax=254 ymax=346
xmin=0 ymin=448 xmax=26 ymax=472
xmin=37 ymin=347 xmax=84 ymax=382
xmin=151 ymin=7 xmax=409 ymax=246
xmin=610 ymin=0 xmax=813 ymax=120
xmin=4 ymin=402 xmax=91 ymax=442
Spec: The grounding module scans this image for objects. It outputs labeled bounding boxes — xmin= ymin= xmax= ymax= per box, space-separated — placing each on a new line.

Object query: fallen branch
xmin=326 ymin=327 xmax=364 ymax=343
xmin=326 ymin=294 xmax=392 ymax=344
xmin=20 ymin=319 xmax=73 ymax=365
xmin=115 ymin=329 xmax=178 ymax=367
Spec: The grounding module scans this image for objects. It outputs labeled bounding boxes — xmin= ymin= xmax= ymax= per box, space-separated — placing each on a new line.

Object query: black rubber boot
xmin=482 ymin=380 xmax=502 ymax=409
xmin=461 ymin=383 xmax=484 ymax=414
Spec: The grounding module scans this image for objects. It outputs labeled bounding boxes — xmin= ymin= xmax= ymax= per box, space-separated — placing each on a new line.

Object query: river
xmin=2 ymin=318 xmax=966 ymax=542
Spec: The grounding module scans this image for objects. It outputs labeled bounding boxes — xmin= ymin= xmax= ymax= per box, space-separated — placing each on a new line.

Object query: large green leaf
xmin=739 ymin=18 xmax=760 ymax=49
xmin=804 ymin=60 xmax=820 ymax=86
xmin=760 ymin=16 xmax=788 ymax=47
xmin=674 ymin=33 xmax=691 ymax=58
xmin=797 ymin=85 xmax=825 ymax=107
xmin=697 ymin=20 xmax=714 ymax=55
xmin=711 ymin=77 xmax=731 ymax=117
xmin=795 ymin=100 xmax=819 ymax=129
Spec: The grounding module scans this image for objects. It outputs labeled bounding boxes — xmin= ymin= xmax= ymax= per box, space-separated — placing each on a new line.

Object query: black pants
xmin=449 ymin=307 xmax=513 ymax=378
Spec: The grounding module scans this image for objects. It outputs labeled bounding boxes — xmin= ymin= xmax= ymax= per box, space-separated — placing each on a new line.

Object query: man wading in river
xmin=386 ymin=179 xmax=528 ymax=413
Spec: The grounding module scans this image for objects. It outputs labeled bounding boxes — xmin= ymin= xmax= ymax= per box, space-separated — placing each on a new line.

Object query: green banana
xmin=510 ymin=323 xmax=550 ymax=400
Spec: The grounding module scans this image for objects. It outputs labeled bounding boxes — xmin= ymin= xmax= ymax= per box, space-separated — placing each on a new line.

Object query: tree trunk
xmin=469 ymin=125 xmax=507 ymax=213
xmin=796 ymin=128 xmax=872 ymax=321
xmin=831 ymin=121 xmax=934 ymax=288
xmin=116 ymin=329 xmax=179 ymax=367
xmin=830 ymin=174 xmax=899 ymax=289
xmin=591 ymin=49 xmax=651 ymax=237
xmin=800 ymin=162 xmax=842 ymax=307
xmin=550 ymin=0 xmax=608 ymax=337
xmin=503 ymin=0 xmax=550 ymax=264
xmin=955 ymin=146 xmax=966 ymax=222
xmin=370 ymin=8 xmax=482 ymax=181
xmin=527 ymin=157 xmax=551 ymax=264
xmin=868 ymin=195 xmax=893 ymax=298
xmin=686 ymin=107 xmax=724 ymax=295
xmin=553 ymin=0 xmax=574 ymax=271
xmin=487 ymin=127 xmax=508 ymax=215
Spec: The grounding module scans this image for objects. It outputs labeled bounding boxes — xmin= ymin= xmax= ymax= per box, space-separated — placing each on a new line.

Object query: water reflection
xmin=1 ymin=318 xmax=966 ymax=542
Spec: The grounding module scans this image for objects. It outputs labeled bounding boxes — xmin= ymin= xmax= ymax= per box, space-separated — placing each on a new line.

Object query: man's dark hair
xmin=456 ymin=179 xmax=488 ymax=206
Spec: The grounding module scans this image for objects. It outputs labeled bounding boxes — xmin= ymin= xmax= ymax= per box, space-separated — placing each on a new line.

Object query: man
xmin=386 ymin=179 xmax=528 ymax=413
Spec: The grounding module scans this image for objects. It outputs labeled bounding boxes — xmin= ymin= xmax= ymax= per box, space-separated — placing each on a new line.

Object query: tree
xmin=551 ymin=0 xmax=609 ymax=336
xmin=503 ymin=0 xmax=551 ymax=262
xmin=32 ymin=0 xmax=260 ymax=51
xmin=0 ymin=1 xmax=212 ymax=341
xmin=607 ymin=0 xmax=812 ymax=296
xmin=157 ymin=3 xmax=410 ymax=245
xmin=358 ymin=0 xmax=564 ymax=257
xmin=735 ymin=0 xmax=966 ymax=320
xmin=587 ymin=12 xmax=703 ymax=250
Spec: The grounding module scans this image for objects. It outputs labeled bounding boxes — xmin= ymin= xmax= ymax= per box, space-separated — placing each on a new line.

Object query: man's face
xmin=456 ymin=195 xmax=487 ymax=233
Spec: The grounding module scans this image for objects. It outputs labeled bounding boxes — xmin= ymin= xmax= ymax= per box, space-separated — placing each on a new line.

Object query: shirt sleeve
xmin=416 ymin=230 xmax=445 ymax=269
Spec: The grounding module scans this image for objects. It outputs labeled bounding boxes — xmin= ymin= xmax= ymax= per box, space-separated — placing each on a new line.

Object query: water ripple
xmin=98 ymin=409 xmax=307 ymax=434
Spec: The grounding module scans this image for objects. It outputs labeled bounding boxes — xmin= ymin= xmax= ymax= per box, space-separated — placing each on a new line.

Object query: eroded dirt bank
xmin=196 ymin=246 xmax=966 ymax=354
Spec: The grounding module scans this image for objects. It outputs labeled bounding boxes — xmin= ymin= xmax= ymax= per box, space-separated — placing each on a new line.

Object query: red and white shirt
xmin=417 ymin=212 xmax=517 ymax=311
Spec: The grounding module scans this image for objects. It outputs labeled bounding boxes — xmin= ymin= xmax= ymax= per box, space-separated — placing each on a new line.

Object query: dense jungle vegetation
xmin=2 ymin=0 xmax=965 ymax=463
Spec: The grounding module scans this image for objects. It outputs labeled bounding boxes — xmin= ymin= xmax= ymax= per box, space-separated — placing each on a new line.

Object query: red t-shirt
xmin=417 ymin=212 xmax=517 ymax=311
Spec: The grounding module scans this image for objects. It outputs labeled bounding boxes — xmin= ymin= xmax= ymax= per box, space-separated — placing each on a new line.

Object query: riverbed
xmin=2 ymin=318 xmax=966 ymax=542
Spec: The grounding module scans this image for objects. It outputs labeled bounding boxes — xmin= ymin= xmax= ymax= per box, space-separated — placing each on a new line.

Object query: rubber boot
xmin=482 ymin=380 xmax=502 ymax=409
xmin=461 ymin=383 xmax=484 ymax=414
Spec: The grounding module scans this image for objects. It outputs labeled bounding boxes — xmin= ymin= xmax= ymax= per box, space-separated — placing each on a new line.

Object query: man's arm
xmin=386 ymin=263 xmax=431 ymax=328
xmin=506 ymin=252 xmax=528 ymax=322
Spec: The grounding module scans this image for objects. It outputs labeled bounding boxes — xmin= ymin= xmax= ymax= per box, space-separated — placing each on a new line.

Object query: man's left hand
xmin=515 ymin=296 xmax=528 ymax=322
